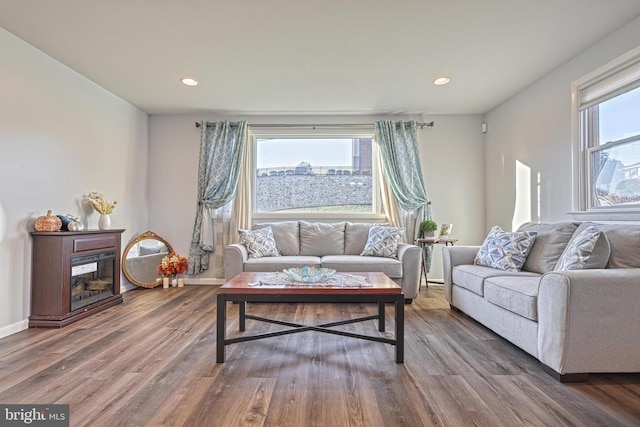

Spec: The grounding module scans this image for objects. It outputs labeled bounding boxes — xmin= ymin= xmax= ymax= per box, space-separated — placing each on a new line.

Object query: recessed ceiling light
xmin=181 ymin=78 xmax=198 ymax=86
xmin=433 ymin=77 xmax=450 ymax=85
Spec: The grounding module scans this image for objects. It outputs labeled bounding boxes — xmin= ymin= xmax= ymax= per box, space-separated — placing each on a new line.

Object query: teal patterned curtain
xmin=375 ymin=120 xmax=433 ymax=270
xmin=188 ymin=121 xmax=248 ymax=274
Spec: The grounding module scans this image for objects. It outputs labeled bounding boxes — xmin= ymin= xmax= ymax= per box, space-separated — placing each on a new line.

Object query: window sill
xmin=568 ymin=209 xmax=640 ymax=222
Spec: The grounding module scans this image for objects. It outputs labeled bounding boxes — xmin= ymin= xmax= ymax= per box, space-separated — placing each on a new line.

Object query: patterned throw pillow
xmin=474 ymin=226 xmax=537 ymax=272
xmin=361 ymin=225 xmax=404 ymax=258
xmin=238 ymin=226 xmax=280 ymax=259
xmin=554 ymin=225 xmax=602 ymax=271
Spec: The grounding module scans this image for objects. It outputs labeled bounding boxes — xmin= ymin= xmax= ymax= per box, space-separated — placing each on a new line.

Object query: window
xmin=572 ymin=47 xmax=640 ymax=219
xmin=251 ymin=131 xmax=383 ymax=220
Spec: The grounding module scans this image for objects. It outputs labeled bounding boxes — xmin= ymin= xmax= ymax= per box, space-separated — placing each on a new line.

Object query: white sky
xmin=600 ymin=92 xmax=639 ymax=141
xmin=600 ymin=87 xmax=640 ymax=165
xmin=257 ymin=138 xmax=353 ymax=168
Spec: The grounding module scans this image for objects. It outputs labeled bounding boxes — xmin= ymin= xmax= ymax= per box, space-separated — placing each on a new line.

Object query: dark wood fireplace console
xmin=29 ymin=229 xmax=125 ymax=328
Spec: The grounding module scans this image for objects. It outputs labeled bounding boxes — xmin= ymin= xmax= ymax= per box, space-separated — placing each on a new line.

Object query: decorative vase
xmin=162 ymin=277 xmax=169 ymax=289
xmin=98 ymin=214 xmax=111 ymax=230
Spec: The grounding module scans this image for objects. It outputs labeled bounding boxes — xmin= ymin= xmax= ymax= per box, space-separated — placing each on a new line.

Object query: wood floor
xmin=0 ymin=285 xmax=639 ymax=427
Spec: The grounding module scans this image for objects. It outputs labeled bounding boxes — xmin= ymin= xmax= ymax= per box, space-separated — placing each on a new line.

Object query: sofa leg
xmin=404 ymin=298 xmax=413 ymax=305
xmin=542 ymin=364 xmax=589 ymax=383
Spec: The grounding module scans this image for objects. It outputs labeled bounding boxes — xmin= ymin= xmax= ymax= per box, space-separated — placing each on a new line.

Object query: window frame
xmin=249 ymin=127 xmax=386 ymax=222
xmin=571 ymin=46 xmax=640 ymax=221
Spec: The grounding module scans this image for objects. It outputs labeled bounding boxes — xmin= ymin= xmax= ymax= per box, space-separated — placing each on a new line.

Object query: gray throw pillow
xmin=474 ymin=226 xmax=537 ymax=272
xmin=299 ymin=221 xmax=346 ymax=256
xmin=554 ymin=225 xmax=603 ymax=271
xmin=517 ymin=222 xmax=578 ymax=273
xmin=345 ymin=222 xmax=375 ymax=255
xmin=361 ymin=225 xmax=404 ymax=258
xmin=238 ymin=226 xmax=280 ymax=259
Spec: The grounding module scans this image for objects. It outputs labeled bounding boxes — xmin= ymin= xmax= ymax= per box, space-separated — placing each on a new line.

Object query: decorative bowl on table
xmin=284 ymin=266 xmax=336 ymax=283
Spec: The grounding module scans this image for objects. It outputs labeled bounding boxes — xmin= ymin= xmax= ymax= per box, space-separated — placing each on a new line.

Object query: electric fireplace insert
xmin=70 ymin=251 xmax=116 ymax=311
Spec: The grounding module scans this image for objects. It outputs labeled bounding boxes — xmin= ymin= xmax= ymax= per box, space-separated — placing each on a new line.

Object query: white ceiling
xmin=2 ymin=0 xmax=640 ymax=115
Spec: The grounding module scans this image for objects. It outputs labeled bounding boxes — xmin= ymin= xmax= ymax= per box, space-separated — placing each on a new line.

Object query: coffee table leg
xmin=378 ymin=301 xmax=385 ymax=332
xmin=239 ymin=301 xmax=246 ymax=331
xmin=395 ymin=293 xmax=404 ymax=363
xmin=217 ymin=293 xmax=226 ymax=363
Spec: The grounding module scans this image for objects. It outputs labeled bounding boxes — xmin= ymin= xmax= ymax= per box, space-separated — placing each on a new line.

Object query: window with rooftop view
xmin=574 ymin=49 xmax=640 ymax=216
xmin=253 ymin=136 xmax=379 ymax=216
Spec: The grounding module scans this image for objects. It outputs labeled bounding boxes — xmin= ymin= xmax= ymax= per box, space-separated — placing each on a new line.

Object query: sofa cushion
xmin=254 ymin=221 xmax=300 ymax=256
xmin=244 ymin=256 xmax=321 ymax=272
xmin=517 ymin=222 xmax=578 ymax=273
xmin=361 ymin=225 xmax=404 ymax=258
xmin=138 ymin=244 xmax=168 ymax=256
xmin=321 ymin=255 xmax=402 ymax=278
xmin=474 ymin=226 xmax=537 ymax=272
xmin=299 ymin=221 xmax=346 ymax=256
xmin=582 ymin=223 xmax=639 ymax=269
xmin=452 ymin=264 xmax=540 ymax=296
xmin=238 ymin=226 xmax=280 ymax=258
xmin=554 ymin=225 xmax=605 ymax=271
xmin=484 ymin=276 xmax=541 ymax=321
xmin=344 ymin=222 xmax=375 ymax=255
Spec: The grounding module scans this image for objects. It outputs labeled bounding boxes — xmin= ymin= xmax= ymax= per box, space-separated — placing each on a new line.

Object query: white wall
xmin=484 ymin=16 xmax=640 ymax=230
xmin=421 ymin=115 xmax=486 ymax=279
xmin=148 ymin=113 xmax=486 ymax=282
xmin=0 ymin=28 xmax=149 ymax=338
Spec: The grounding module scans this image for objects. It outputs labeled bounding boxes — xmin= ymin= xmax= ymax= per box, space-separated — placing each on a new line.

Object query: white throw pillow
xmin=361 ymin=225 xmax=404 ymax=258
xmin=474 ymin=226 xmax=537 ymax=272
xmin=554 ymin=225 xmax=602 ymax=271
xmin=238 ymin=226 xmax=280 ymax=259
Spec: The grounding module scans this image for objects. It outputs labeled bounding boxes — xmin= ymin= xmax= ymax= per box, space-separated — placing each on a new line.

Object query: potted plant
xmin=419 ymin=219 xmax=438 ymax=238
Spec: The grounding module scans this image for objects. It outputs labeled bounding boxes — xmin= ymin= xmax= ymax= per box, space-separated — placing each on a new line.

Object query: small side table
xmin=415 ymin=237 xmax=459 ymax=288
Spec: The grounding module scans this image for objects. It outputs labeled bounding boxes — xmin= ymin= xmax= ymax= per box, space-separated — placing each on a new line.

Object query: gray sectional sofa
xmin=443 ymin=221 xmax=640 ymax=381
xmin=224 ymin=221 xmax=423 ymax=301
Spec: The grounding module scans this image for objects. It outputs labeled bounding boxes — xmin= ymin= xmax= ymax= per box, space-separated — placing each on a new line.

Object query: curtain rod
xmin=194 ymin=121 xmax=435 ymax=129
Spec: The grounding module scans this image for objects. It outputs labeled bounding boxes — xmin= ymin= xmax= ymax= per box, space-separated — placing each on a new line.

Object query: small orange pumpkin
xmin=35 ymin=210 xmax=62 ymax=232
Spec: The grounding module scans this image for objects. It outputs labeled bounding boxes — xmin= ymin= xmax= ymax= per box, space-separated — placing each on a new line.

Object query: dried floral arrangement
xmin=157 ymin=252 xmax=188 ymax=277
xmin=85 ymin=192 xmax=117 ymax=215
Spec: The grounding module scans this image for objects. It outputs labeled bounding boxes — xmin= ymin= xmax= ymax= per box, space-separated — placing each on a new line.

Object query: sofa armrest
xmin=538 ymin=268 xmax=640 ymax=375
xmin=396 ymin=243 xmax=422 ymax=300
xmin=442 ymin=246 xmax=480 ymax=303
xmin=223 ymin=243 xmax=248 ymax=281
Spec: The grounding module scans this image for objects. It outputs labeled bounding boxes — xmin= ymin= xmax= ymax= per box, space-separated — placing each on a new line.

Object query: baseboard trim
xmin=0 ymin=319 xmax=29 ymax=339
xmin=121 ymin=282 xmax=137 ymax=293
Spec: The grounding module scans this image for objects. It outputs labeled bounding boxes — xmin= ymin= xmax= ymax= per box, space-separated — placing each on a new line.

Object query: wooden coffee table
xmin=216 ymin=272 xmax=404 ymax=363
